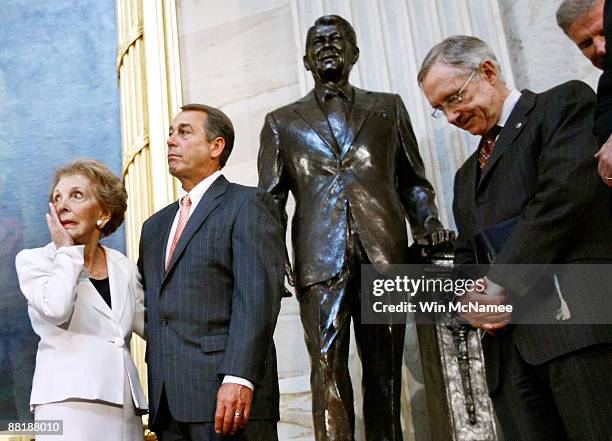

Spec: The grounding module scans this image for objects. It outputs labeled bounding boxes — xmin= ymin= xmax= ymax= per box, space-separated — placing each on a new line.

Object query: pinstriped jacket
xmin=138 ymin=175 xmax=285 ymax=425
xmin=452 ymin=81 xmax=612 ymax=393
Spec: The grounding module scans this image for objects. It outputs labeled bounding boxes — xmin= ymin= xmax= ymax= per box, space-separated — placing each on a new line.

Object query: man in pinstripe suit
xmin=138 ymin=104 xmax=285 ymax=441
xmin=419 ymin=36 xmax=612 ymax=440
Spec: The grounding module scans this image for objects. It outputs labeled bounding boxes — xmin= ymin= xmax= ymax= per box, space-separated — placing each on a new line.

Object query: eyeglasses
xmin=431 ymin=70 xmax=477 ymax=119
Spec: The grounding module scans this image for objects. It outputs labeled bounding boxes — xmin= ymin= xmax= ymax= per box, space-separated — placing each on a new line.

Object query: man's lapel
xmin=294 ymin=91 xmax=339 ymax=157
xmin=477 ymin=90 xmax=536 ymax=192
xmin=463 ymin=153 xmax=481 ymax=230
xmin=340 ymin=88 xmax=377 ymax=159
xmin=161 ymin=175 xmax=228 ymax=285
xmin=155 ymin=203 xmax=179 ymax=283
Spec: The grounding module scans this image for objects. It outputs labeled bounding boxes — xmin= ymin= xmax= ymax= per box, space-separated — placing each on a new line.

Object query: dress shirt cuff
xmin=483 ymin=276 xmax=506 ymax=297
xmin=222 ymin=375 xmax=254 ymax=391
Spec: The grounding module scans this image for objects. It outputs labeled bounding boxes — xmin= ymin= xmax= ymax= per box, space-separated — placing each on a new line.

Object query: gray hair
xmin=556 ymin=0 xmax=599 ymax=35
xmin=417 ymin=35 xmax=503 ymax=85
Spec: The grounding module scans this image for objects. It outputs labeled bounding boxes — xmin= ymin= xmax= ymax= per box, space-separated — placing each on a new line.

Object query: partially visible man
xmin=557 ymin=0 xmax=612 ymax=187
xmin=594 ymin=0 xmax=612 ymax=187
xmin=419 ymin=35 xmax=612 ymax=441
xmin=557 ymin=0 xmax=606 ymax=69
xmin=138 ymin=104 xmax=284 ymax=441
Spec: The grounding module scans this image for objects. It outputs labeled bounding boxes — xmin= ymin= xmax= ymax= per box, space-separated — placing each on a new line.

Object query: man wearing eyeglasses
xmin=419 ymin=35 xmax=612 ymax=440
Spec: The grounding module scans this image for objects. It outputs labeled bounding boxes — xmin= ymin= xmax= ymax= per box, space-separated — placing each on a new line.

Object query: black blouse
xmin=90 ymin=277 xmax=111 ymax=309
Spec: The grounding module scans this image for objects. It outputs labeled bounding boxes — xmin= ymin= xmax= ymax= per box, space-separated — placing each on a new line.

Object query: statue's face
xmin=304 ymin=23 xmax=359 ymax=84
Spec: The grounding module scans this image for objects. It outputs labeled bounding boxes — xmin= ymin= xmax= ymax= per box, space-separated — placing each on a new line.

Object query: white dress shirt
xmin=166 ymin=170 xmax=254 ymax=391
xmin=497 ymin=88 xmax=522 ymax=127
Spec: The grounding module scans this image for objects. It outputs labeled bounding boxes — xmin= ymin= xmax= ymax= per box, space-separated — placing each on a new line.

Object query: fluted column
xmin=115 ymin=1 xmax=183 ymax=436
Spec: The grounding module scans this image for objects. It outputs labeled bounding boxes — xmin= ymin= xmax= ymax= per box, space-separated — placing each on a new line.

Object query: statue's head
xmin=303 ymin=15 xmax=359 ymax=85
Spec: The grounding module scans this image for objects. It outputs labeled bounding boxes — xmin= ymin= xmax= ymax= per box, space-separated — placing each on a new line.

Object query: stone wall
xmin=499 ymin=0 xmax=600 ymax=91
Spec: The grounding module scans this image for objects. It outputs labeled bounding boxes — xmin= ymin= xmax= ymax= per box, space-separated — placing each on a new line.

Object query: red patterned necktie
xmin=166 ymin=194 xmax=192 ymax=270
xmin=479 ymin=125 xmax=502 ymax=169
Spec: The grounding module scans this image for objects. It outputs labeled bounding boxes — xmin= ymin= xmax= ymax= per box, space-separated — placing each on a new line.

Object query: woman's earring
xmin=96 ymin=219 xmax=104 ymax=228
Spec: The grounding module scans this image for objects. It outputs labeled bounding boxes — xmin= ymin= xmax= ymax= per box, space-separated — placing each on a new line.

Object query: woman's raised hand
xmin=46 ymin=203 xmax=74 ymax=248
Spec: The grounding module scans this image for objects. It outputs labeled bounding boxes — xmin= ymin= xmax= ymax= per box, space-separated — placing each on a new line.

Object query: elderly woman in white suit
xmin=15 ymin=158 xmax=146 ymax=440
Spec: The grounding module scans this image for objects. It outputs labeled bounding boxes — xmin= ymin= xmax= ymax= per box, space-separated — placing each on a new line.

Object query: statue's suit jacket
xmin=452 ymin=81 xmax=612 ymax=394
xmin=138 ymin=176 xmax=285 ymax=427
xmin=258 ymin=87 xmax=440 ymax=288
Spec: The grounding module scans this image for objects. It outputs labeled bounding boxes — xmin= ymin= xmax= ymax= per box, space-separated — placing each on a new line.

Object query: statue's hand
xmin=419 ymin=217 xmax=455 ymax=248
xmin=426 ymin=228 xmax=456 ymax=247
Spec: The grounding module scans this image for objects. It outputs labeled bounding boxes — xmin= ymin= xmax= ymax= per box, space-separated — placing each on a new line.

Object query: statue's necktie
xmin=166 ymin=194 xmax=191 ymax=270
xmin=325 ymin=93 xmax=348 ymax=148
xmin=479 ymin=125 xmax=502 ymax=169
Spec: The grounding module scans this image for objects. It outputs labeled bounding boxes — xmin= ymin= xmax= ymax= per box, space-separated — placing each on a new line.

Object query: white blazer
xmin=15 ymin=243 xmax=147 ymax=411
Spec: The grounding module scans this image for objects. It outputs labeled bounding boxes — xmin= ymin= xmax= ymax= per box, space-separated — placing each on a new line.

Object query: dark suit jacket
xmin=452 ymin=81 xmax=612 ymax=392
xmin=595 ymin=0 xmax=612 ymax=145
xmin=138 ymin=176 xmax=285 ymax=426
xmin=258 ymin=87 xmax=440 ymax=288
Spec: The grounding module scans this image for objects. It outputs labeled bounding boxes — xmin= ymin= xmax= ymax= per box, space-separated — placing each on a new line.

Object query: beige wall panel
xmin=178 ymin=1 xmax=300 ymax=184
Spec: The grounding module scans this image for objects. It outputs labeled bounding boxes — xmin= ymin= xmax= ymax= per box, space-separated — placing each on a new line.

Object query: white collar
xmin=497 ymin=88 xmax=521 ymax=127
xmin=179 ymin=170 xmax=223 ymax=208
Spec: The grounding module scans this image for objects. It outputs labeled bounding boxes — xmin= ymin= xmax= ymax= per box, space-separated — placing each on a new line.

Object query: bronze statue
xmin=258 ymin=15 xmax=452 ymax=441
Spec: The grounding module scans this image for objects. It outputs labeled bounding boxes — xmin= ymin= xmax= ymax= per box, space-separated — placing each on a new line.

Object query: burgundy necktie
xmin=479 ymin=125 xmax=502 ymax=169
xmin=166 ymin=195 xmax=191 ymax=270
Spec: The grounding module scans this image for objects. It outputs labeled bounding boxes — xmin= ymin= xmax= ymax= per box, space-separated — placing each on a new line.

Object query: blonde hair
xmin=49 ymin=158 xmax=127 ymax=237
